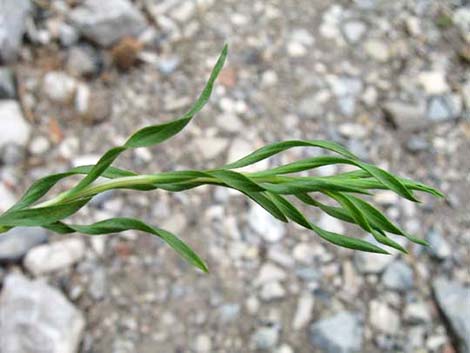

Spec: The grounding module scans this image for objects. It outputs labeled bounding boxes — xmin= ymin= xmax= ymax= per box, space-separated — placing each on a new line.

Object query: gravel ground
xmin=0 ymin=1 xmax=469 ymax=353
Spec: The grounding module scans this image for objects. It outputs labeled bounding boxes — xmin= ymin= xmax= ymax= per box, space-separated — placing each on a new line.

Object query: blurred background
xmin=0 ymin=0 xmax=469 ymax=352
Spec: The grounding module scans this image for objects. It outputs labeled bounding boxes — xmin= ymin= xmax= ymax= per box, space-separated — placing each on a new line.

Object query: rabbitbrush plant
xmin=0 ymin=45 xmax=443 ymax=272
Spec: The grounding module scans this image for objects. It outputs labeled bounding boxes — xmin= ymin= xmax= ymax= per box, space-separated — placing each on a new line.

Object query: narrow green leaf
xmin=65 ymin=45 xmax=228 ymax=198
xmin=0 ymin=199 xmax=90 ymax=227
xmin=224 ymin=140 xmax=357 ymax=170
xmin=45 ymin=217 xmax=208 ymax=272
xmin=267 ymin=193 xmax=389 ymax=254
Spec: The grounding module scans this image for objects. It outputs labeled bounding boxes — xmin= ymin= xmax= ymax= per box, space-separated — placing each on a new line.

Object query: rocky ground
xmin=0 ymin=0 xmax=469 ymax=353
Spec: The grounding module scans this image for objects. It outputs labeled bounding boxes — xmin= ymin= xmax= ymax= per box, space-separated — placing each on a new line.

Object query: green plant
xmin=0 ymin=45 xmax=443 ymax=272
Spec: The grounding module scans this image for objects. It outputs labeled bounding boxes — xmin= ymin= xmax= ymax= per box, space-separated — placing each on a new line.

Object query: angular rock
xmin=252 ymin=325 xmax=279 ymax=350
xmin=0 ymin=100 xmax=31 ymax=148
xmin=369 ymin=300 xmax=400 ymax=335
xmin=404 ymin=301 xmax=432 ymax=324
xmin=69 ymin=0 xmax=147 ymax=47
xmin=418 ymin=71 xmax=449 ymax=95
xmin=354 ymin=251 xmax=394 ymax=274
xmin=66 ymin=46 xmax=100 ymax=77
xmin=260 ymin=281 xmax=286 ymax=301
xmin=433 ymin=278 xmax=470 ymax=353
xmin=0 ymin=0 xmax=31 ymax=62
xmin=0 ymin=67 xmax=16 ymax=98
xmin=426 ymin=228 xmax=452 ymax=260
xmin=382 ymin=260 xmax=414 ymax=291
xmin=292 ymin=292 xmax=315 ymax=330
xmin=310 ymin=311 xmax=363 ymax=353
xmin=256 ymin=263 xmax=287 ymax=286
xmin=383 ymin=100 xmax=428 ymax=131
xmin=0 ymin=227 xmax=48 ymax=263
xmin=24 ymin=238 xmax=86 ymax=276
xmin=248 ymin=203 xmax=285 ymax=243
xmin=427 ymin=95 xmax=460 ymax=122
xmin=341 ymin=20 xmax=367 ymax=44
xmin=0 ymin=273 xmax=85 ymax=353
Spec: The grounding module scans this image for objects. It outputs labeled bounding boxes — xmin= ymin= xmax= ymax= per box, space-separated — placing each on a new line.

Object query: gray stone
xmin=310 ymin=311 xmax=363 ymax=353
xmin=59 ymin=23 xmax=80 ymax=47
xmin=66 ymin=46 xmax=100 ymax=77
xmin=0 ymin=273 xmax=85 ymax=353
xmin=0 ymin=0 xmax=31 ymax=62
xmin=354 ymin=251 xmax=394 ymax=274
xmin=0 ymin=227 xmax=48 ymax=262
xmin=69 ymin=0 xmax=147 ymax=47
xmin=88 ymin=266 xmax=107 ymax=300
xmin=158 ymin=56 xmax=180 ymax=75
xmin=0 ymin=100 xmax=31 ymax=148
xmin=1 ymin=143 xmax=26 ymax=165
xmin=252 ymin=325 xmax=279 ymax=350
xmin=0 ymin=67 xmax=16 ymax=98
xmin=433 ymin=278 xmax=470 ymax=353
xmin=383 ymin=100 xmax=428 ymax=131
xmin=426 ymin=229 xmax=452 ymax=260
xmin=24 ymin=238 xmax=86 ymax=276
xmin=427 ymin=96 xmax=460 ymax=122
xmin=341 ymin=20 xmax=367 ymax=44
xmin=382 ymin=260 xmax=414 ymax=291
xmin=218 ymin=303 xmax=240 ymax=323
xmin=298 ymin=93 xmax=325 ymax=118
xmin=405 ymin=136 xmax=429 ymax=152
xmin=404 ymin=301 xmax=432 ymax=324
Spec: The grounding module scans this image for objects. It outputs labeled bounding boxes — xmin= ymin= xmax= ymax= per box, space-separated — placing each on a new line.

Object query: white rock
xmin=194 ymin=334 xmax=212 ymax=353
xmin=369 ymin=300 xmax=400 ymax=335
xmin=29 ymin=136 xmax=50 ymax=155
xmin=170 ymin=1 xmax=196 ymax=22
xmin=355 ymin=251 xmax=395 ymax=274
xmin=453 ymin=8 xmax=470 ymax=43
xmin=248 ymin=203 xmax=286 ymax=243
xmin=69 ymin=0 xmax=147 ymax=47
xmin=404 ymin=301 xmax=432 ymax=324
xmin=215 ymin=113 xmax=244 ymax=133
xmin=75 ymin=83 xmax=90 ymax=114
xmin=260 ymin=281 xmax=286 ymax=301
xmin=0 ymin=100 xmax=31 ymax=148
xmin=276 ymin=344 xmax=294 ymax=353
xmin=256 ymin=263 xmax=287 ymax=286
xmin=373 ymin=190 xmax=399 ymax=206
xmin=194 ymin=136 xmax=229 ymax=159
xmin=0 ymin=0 xmax=31 ymax=62
xmin=292 ymin=292 xmax=314 ymax=330
xmin=317 ymin=213 xmax=345 ymax=234
xmin=43 ymin=71 xmax=77 ymax=103
xmin=287 ymin=42 xmax=307 ymax=58
xmin=338 ymin=123 xmax=368 ymax=139
xmin=0 ymin=183 xmax=16 ymax=213
xmin=0 ymin=273 xmax=85 ymax=353
xmin=293 ymin=243 xmax=315 ymax=264
xmin=418 ymin=71 xmax=449 ymax=95
xmin=364 ymin=40 xmax=390 ymax=62
xmin=342 ymin=20 xmax=367 ymax=43
xmin=24 ymin=238 xmax=86 ymax=276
